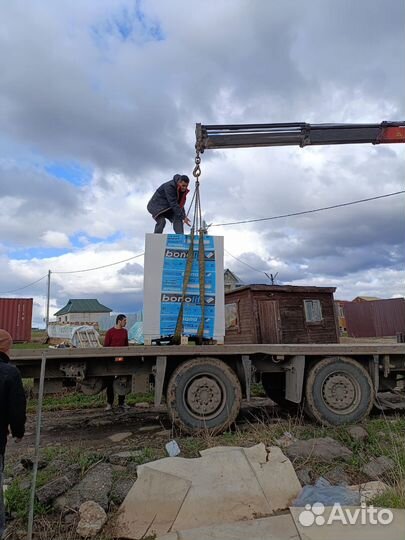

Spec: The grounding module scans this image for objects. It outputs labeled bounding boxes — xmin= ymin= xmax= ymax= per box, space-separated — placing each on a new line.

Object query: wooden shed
xmin=225 ymin=284 xmax=339 ymax=344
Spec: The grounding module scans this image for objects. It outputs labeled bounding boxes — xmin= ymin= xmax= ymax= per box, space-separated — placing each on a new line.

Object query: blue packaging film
xmin=160 ymin=234 xmax=217 ymax=337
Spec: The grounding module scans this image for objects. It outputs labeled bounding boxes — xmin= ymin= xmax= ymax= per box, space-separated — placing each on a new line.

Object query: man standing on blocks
xmin=147 ymin=174 xmax=191 ymax=234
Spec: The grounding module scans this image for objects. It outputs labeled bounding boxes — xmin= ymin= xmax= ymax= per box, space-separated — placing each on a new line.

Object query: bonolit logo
xmin=298 ymin=503 xmax=394 ymax=527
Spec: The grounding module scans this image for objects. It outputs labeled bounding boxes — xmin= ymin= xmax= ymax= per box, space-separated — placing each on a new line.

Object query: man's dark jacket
xmin=0 ymin=351 xmax=26 ymax=455
xmin=147 ymin=175 xmax=188 ymax=220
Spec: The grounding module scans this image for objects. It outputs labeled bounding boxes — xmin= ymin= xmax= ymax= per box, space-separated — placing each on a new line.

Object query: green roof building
xmin=54 ymin=299 xmax=112 ymax=324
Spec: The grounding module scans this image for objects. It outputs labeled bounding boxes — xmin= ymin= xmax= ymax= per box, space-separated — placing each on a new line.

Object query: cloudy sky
xmin=0 ymin=0 xmax=404 ymax=327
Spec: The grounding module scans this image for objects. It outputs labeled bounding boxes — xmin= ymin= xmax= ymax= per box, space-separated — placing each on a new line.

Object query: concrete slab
xmin=250 ymin=446 xmax=302 ymax=512
xmin=203 ymin=445 xmax=300 ymax=512
xmin=157 ymin=514 xmax=300 ymax=540
xmin=200 ymin=443 xmax=266 ymax=460
xmin=114 ymin=467 xmax=191 ymax=539
xmin=290 ymin=506 xmax=405 ymax=540
xmin=200 ymin=443 xmax=268 ymax=463
xmin=150 ymin=449 xmax=272 ymax=530
xmin=117 ymin=445 xmax=302 ymax=539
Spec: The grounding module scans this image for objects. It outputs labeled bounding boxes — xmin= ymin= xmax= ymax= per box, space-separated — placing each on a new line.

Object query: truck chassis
xmin=11 ymin=343 xmax=405 ymax=433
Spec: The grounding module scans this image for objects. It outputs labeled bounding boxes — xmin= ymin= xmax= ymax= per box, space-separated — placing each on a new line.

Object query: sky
xmin=0 ymin=0 xmax=404 ymax=327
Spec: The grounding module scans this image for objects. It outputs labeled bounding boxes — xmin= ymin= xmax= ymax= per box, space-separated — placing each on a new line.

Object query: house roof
xmin=225 ymin=284 xmax=336 ymax=295
xmin=352 ymin=296 xmax=381 ymax=302
xmin=54 ymin=299 xmax=112 ymax=316
xmin=224 ymin=269 xmax=243 ymax=283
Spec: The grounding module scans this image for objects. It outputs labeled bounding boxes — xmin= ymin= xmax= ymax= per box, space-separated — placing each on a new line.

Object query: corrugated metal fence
xmin=344 ymin=298 xmax=405 ymax=338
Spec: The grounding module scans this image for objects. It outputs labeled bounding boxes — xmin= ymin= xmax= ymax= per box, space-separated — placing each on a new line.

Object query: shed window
xmin=225 ymin=302 xmax=239 ymax=330
xmin=304 ymin=300 xmax=323 ymax=322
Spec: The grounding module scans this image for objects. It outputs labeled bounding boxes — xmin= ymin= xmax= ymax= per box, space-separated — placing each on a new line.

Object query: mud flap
xmin=284 ymin=355 xmax=305 ymax=403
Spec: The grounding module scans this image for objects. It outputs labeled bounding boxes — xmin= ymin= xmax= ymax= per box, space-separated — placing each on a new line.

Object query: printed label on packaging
xmin=160 ymin=234 xmax=217 ymax=337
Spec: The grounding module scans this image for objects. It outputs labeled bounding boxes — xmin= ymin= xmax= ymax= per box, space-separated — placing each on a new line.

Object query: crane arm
xmin=195 ymin=121 xmax=405 ymax=153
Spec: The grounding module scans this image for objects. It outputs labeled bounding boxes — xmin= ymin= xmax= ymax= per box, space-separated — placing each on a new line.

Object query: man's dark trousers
xmin=154 ymin=210 xmax=184 ymax=234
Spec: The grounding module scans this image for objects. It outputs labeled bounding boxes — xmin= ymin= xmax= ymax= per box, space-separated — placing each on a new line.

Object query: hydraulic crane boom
xmin=195 ymin=121 xmax=405 ymax=152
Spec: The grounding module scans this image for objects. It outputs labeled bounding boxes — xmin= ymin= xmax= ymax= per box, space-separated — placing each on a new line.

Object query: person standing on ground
xmin=0 ymin=329 xmax=26 ymax=538
xmin=147 ymin=174 xmax=191 ymax=234
xmin=104 ymin=314 xmax=129 ymax=411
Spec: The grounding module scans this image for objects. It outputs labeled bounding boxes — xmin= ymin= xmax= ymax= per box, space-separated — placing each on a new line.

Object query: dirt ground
xmin=7 ymin=398 xmax=278 ymax=461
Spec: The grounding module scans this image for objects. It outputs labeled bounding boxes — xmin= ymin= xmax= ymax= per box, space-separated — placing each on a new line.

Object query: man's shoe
xmin=105 ymin=403 xmax=113 ymax=411
xmin=120 ymin=403 xmax=130 ymax=410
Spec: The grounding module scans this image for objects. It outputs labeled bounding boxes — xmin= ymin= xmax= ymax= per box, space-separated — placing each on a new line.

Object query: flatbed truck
xmin=11 ymin=342 xmax=405 ymax=433
xmin=11 ymin=120 xmax=405 ymax=433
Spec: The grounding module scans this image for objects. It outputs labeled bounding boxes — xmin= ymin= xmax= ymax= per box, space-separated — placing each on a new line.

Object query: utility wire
xmin=52 ymin=252 xmax=145 ymax=274
xmin=3 ymin=190 xmax=403 ymax=289
xmin=1 ymin=253 xmax=145 ymax=294
xmin=225 ymin=249 xmax=267 ymax=276
xmin=0 ymin=274 xmax=48 ymax=295
xmin=211 ymin=190 xmax=405 ymax=227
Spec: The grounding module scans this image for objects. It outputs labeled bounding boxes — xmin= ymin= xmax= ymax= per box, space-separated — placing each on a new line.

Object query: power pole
xmin=45 ymin=270 xmax=51 ymax=331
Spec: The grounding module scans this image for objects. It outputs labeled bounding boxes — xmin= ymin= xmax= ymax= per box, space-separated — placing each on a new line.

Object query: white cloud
xmin=0 ymin=0 xmax=403 ymax=326
xmin=41 ymin=230 xmax=72 ymax=248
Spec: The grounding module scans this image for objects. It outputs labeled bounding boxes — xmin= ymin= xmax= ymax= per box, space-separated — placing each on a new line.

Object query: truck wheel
xmin=166 ymin=357 xmax=242 ymax=434
xmin=261 ymin=373 xmax=301 ymax=413
xmin=305 ymin=356 xmax=374 ymax=425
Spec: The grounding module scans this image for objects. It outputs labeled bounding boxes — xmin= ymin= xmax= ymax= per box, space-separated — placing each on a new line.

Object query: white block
xmin=143 ymin=233 xmax=225 ymax=341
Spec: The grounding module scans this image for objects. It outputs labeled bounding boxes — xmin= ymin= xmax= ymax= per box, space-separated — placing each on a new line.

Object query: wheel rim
xmin=183 ymin=373 xmax=227 ymax=420
xmin=321 ymin=371 xmax=361 ymax=414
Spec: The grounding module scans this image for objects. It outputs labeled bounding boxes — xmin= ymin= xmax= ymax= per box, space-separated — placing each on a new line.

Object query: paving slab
xmin=114 ymin=467 xmax=192 ymax=539
xmin=205 ymin=445 xmax=300 ymax=512
xmin=290 ymin=506 xmax=405 ymax=540
xmin=214 ymin=445 xmax=301 ymax=507
xmin=200 ymin=443 xmax=267 ymax=464
xmin=252 ymin=446 xmax=302 ymax=512
xmin=116 ymin=445 xmax=301 ymax=539
xmin=148 ymin=448 xmax=272 ymax=530
xmin=157 ymin=514 xmax=300 ymax=540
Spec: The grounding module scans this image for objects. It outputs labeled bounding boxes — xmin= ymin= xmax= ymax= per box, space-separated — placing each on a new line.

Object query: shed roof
xmin=54 ymin=299 xmax=112 ymax=316
xmin=225 ymin=284 xmax=336 ymax=295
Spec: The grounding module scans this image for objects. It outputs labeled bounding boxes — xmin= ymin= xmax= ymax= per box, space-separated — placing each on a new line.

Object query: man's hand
xmin=184 ymin=217 xmax=191 ymax=227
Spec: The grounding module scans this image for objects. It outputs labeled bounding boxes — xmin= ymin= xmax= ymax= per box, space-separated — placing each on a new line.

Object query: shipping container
xmin=0 ymin=298 xmax=33 ymax=342
xmin=225 ymin=285 xmax=339 ymax=344
xmin=344 ymin=298 xmax=405 ymax=338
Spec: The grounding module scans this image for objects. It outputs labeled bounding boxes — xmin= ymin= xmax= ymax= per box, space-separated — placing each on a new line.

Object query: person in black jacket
xmin=0 ymin=329 xmax=26 ymax=538
xmin=147 ymin=174 xmax=191 ymax=234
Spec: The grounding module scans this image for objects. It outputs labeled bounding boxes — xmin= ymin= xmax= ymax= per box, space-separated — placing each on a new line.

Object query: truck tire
xmin=305 ymin=356 xmax=374 ymax=425
xmin=166 ymin=357 xmax=242 ymax=434
xmin=261 ymin=373 xmax=301 ymax=413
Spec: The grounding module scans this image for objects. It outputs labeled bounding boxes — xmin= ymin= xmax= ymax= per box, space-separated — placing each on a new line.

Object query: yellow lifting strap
xmin=197 ymin=230 xmax=206 ymax=340
xmin=174 ymin=228 xmax=195 ymax=342
xmin=174 ymin=151 xmax=207 ymax=342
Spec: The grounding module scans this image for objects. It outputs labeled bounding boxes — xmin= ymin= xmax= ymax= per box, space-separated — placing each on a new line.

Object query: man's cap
xmin=0 ymin=329 xmax=12 ymax=352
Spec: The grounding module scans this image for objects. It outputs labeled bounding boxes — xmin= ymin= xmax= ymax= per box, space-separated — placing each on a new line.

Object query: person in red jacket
xmin=104 ymin=314 xmax=129 ymax=411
